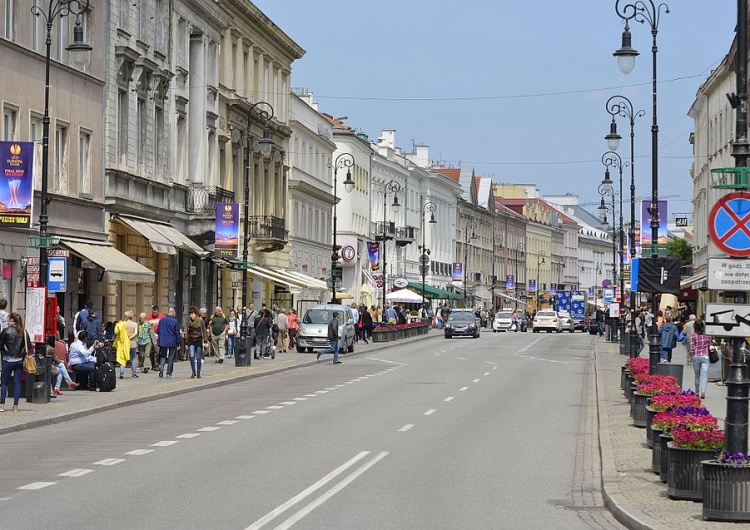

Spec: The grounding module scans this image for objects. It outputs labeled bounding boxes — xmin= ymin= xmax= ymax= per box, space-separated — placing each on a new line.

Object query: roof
xmin=433 ymin=167 xmax=460 ymax=183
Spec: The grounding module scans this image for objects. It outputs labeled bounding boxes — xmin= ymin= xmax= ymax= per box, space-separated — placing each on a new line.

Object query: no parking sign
xmin=709 ymin=191 xmax=750 ymax=257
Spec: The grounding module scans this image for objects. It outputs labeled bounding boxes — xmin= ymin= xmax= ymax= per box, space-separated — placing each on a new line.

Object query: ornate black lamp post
xmin=491 ymin=235 xmax=503 ymax=312
xmin=326 ymin=153 xmax=355 ymax=303
xmin=598 ymin=175 xmax=619 ymax=343
xmin=463 ymin=220 xmax=478 ymax=308
xmin=514 ymin=243 xmax=524 ymax=312
xmin=419 ymin=201 xmax=437 ymax=314
xmin=536 ymin=250 xmax=546 ymax=311
xmin=380 ymin=180 xmax=401 ymax=321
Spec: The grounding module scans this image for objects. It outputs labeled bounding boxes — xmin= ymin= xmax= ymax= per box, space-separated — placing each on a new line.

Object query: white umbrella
xmin=386 ymin=289 xmax=425 ymax=304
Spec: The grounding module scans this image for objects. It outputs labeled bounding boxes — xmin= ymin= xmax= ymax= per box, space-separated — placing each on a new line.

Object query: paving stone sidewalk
xmin=596 ymin=337 xmax=740 ymax=530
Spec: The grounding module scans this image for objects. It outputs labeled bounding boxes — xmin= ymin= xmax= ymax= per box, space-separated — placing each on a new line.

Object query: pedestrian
xmin=360 ymin=305 xmax=373 ymax=343
xmin=56 ymin=305 xmax=65 ymax=339
xmin=439 ymin=304 xmax=450 ymax=330
xmin=74 ymin=300 xmax=93 ymax=332
xmin=658 ymin=314 xmax=680 ymax=363
xmin=186 ymin=306 xmax=207 ymax=379
xmin=275 ymin=308 xmax=289 ymax=353
xmin=690 ymin=320 xmax=713 ymax=399
xmin=68 ymin=331 xmax=98 ymax=390
xmin=136 ymin=313 xmax=157 ymax=373
xmin=595 ymin=306 xmax=605 ymax=337
xmin=0 ymin=298 xmax=9 ymax=332
xmin=226 ymin=309 xmax=238 ymax=359
xmin=210 ymin=306 xmax=228 ymax=363
xmin=370 ymin=305 xmax=380 ymax=326
xmin=148 ymin=305 xmax=165 ymax=333
xmin=288 ymin=308 xmax=298 ymax=349
xmin=157 ymin=307 xmax=181 ymax=379
xmin=84 ymin=309 xmax=103 ymax=346
xmin=316 ymin=312 xmax=342 ymax=364
xmin=114 ymin=311 xmax=138 ymax=380
xmin=350 ymin=303 xmax=360 ymax=342
xmin=48 ymin=341 xmax=79 ymax=396
xmin=682 ymin=314 xmax=697 ymax=364
xmin=241 ymin=301 xmax=259 ymax=352
xmin=254 ymin=308 xmax=272 ymax=359
xmin=0 ymin=312 xmax=32 ymax=412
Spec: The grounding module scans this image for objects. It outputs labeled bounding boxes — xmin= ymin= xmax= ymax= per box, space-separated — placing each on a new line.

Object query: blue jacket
xmin=659 ymin=322 xmax=680 ymax=350
xmin=157 ymin=315 xmax=181 ymax=348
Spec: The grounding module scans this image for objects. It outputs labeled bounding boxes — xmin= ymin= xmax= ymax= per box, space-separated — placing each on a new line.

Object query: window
xmin=30 ymin=114 xmax=42 ymax=142
xmin=4 ymin=0 xmax=14 ymax=41
xmin=154 ymin=0 xmax=166 ymax=52
xmin=119 ymin=0 xmax=128 ymax=31
xmin=176 ymin=114 xmax=186 ymax=180
xmin=54 ymin=124 xmax=68 ymax=192
xmin=117 ymin=89 xmax=128 ymax=164
xmin=79 ymin=130 xmax=91 ymax=197
xmin=154 ymin=105 xmax=164 ymax=174
xmin=136 ymin=97 xmax=145 ymax=169
xmin=56 ymin=14 xmax=68 ymax=63
xmin=3 ymin=106 xmax=17 ymax=141
xmin=31 ymin=0 xmax=43 ymax=51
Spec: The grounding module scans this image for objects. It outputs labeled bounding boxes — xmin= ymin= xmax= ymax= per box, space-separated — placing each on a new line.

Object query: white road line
xmin=236 ymin=415 xmax=256 ymax=419
xmin=271 ymin=452 xmax=389 ymax=530
xmin=125 ymin=449 xmax=155 ymax=455
xmin=325 ymin=387 xmax=338 ymax=390
xmin=218 ymin=420 xmax=238 ymax=425
xmin=424 ymin=409 xmax=436 ymax=416
xmin=176 ymin=433 xmax=201 ymax=439
xmin=315 ymin=390 xmax=328 ymax=394
xmin=94 ymin=458 xmax=125 ymax=466
xmin=472 ymin=379 xmax=480 ymax=383
xmin=335 ymin=384 xmax=347 ymax=387
xmin=280 ymin=401 xmax=296 ymax=405
xmin=459 ymin=387 xmax=468 ymax=391
xmin=252 ymin=410 xmax=271 ymax=415
xmin=18 ymin=482 xmax=55 ymax=490
xmin=267 ymin=406 xmax=284 ymax=410
xmin=486 ymin=361 xmax=497 ymax=365
xmin=293 ymin=398 xmax=308 ymax=402
xmin=304 ymin=394 xmax=318 ymax=397
xmin=398 ymin=424 xmax=414 ymax=432
xmin=456 ymin=356 xmax=467 ymax=360
xmin=59 ymin=469 xmax=93 ymax=477
xmin=244 ymin=451 xmax=372 ymax=530
xmin=151 ymin=441 xmax=178 ymax=447
xmin=493 ymin=366 xmax=498 ymax=370
xmin=198 ymin=426 xmax=221 ymax=431
xmin=484 ymin=372 xmax=490 ymax=376
xmin=444 ymin=396 xmax=454 ymax=402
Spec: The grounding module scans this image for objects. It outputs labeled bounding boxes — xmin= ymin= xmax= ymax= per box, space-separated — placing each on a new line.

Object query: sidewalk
xmin=596 ymin=338 xmax=739 ymax=530
xmin=0 ymin=332 xmax=437 ymax=436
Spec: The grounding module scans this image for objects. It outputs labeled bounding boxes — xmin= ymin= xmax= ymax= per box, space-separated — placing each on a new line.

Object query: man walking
xmin=683 ymin=314 xmax=697 ymax=364
xmin=275 ymin=308 xmax=290 ymax=353
xmin=210 ymin=306 xmax=228 ymax=363
xmin=316 ymin=312 xmax=342 ymax=364
xmin=157 ymin=307 xmax=181 ymax=378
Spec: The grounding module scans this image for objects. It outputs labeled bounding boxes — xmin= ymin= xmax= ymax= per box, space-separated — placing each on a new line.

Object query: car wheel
xmin=445 ymin=335 xmax=452 ymax=339
xmin=296 ymin=344 xmax=305 ymax=353
xmin=307 ymin=348 xmax=313 ymax=353
xmin=569 ymin=328 xmax=574 ymax=333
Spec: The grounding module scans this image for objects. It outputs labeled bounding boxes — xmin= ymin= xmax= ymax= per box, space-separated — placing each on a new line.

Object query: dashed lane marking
xmin=459 ymin=387 xmax=468 ymax=391
xmin=444 ymin=397 xmax=454 ymax=402
xmin=267 ymin=406 xmax=284 ymax=410
xmin=198 ymin=426 xmax=221 ymax=431
xmin=484 ymin=372 xmax=490 ymax=376
xmin=176 ymin=433 xmax=201 ymax=439
xmin=151 ymin=441 xmax=178 ymax=447
xmin=18 ymin=482 xmax=55 ymax=490
xmin=398 ymin=424 xmax=414 ymax=432
xmin=218 ymin=420 xmax=238 ymax=425
xmin=280 ymin=401 xmax=296 ymax=405
xmin=59 ymin=469 xmax=93 ymax=477
xmin=424 ymin=409 xmax=436 ymax=416
xmin=252 ymin=410 xmax=271 ymax=415
xmin=125 ymin=449 xmax=155 ymax=455
xmin=94 ymin=458 xmax=125 ymax=466
xmin=236 ymin=415 xmax=256 ymax=419
xmin=472 ymin=379 xmax=480 ymax=383
xmin=293 ymin=398 xmax=308 ymax=401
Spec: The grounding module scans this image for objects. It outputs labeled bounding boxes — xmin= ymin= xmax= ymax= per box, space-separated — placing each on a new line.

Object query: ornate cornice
xmin=223 ymin=0 xmax=305 ymax=60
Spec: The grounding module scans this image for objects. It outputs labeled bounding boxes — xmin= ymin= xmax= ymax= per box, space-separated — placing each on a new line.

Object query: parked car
xmin=532 ymin=310 xmax=563 ymax=333
xmin=296 ymin=304 xmax=356 ymax=353
xmin=445 ymin=311 xmax=480 ymax=339
xmin=557 ymin=310 xmax=576 ymax=333
xmin=492 ymin=311 xmax=514 ymax=332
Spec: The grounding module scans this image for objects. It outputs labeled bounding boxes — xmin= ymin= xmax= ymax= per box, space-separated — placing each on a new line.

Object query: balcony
xmin=249 ymin=216 xmax=287 ymax=252
xmin=372 ymin=221 xmax=396 ymax=241
xmin=185 ymin=185 xmax=234 ymax=215
xmin=395 ymin=226 xmax=416 ymax=247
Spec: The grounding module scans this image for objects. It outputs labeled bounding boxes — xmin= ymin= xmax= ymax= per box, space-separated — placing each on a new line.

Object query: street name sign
xmin=705 ymin=303 xmax=750 ymax=338
xmin=708 ymin=257 xmax=750 ymax=290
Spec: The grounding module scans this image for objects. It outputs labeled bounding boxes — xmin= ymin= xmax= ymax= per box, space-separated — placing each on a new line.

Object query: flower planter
xmin=656 ymin=362 xmax=684 ymax=388
xmin=702 ymin=461 xmax=750 ymax=521
xmin=372 ymin=332 xmax=388 ymax=343
xmin=631 ymin=392 xmax=649 ymax=427
xmin=666 ymin=443 xmax=715 ymax=501
xmin=621 ymin=367 xmax=629 ymax=390
xmin=645 ymin=407 xmax=657 ymax=448
xmin=659 ymin=433 xmax=673 ymax=482
xmin=651 ymin=428 xmax=663 ymax=473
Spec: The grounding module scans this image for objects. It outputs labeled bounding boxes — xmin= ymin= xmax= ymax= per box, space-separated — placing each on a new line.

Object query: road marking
xmin=486 ymin=361 xmax=497 ymax=365
xmin=218 ymin=420 xmax=238 ymax=425
xmin=459 ymin=387 xmax=468 ymax=391
xmin=59 ymin=469 xmax=93 ymax=477
xmin=305 ymin=394 xmax=318 ymax=397
xmin=492 ymin=366 xmax=498 ymax=370
xmin=456 ymin=356 xmax=467 ymax=360
xmin=280 ymin=401 xmax=296 ymax=405
xmin=198 ymin=426 xmax=220 ymax=431
xmin=18 ymin=482 xmax=55 ymax=490
xmin=315 ymin=391 xmax=328 ymax=394
xmin=444 ymin=396 xmax=454 ymax=402
xmin=398 ymin=424 xmax=414 ymax=432
xmin=271 ymin=452 xmax=389 ymax=530
xmin=267 ymin=406 xmax=284 ymax=410
xmin=253 ymin=410 xmax=271 ymax=415
xmin=484 ymin=372 xmax=490 ymax=376
xmin=125 ymin=449 xmax=155 ymax=455
xmin=177 ymin=433 xmax=201 ymax=439
xmin=94 ymin=458 xmax=125 ymax=466
xmin=424 ymin=409 xmax=436 ymax=415
xmin=151 ymin=441 xmax=178 ymax=447
xmin=325 ymin=386 xmax=339 ymax=390
xmin=244 ymin=451 xmax=373 ymax=530
xmin=293 ymin=398 xmax=308 ymax=402
xmin=472 ymin=379 xmax=480 ymax=383
xmin=236 ymin=415 xmax=256 ymax=419
xmin=335 ymin=384 xmax=347 ymax=387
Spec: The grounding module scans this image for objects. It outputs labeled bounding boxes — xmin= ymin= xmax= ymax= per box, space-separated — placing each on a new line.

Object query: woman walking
xmin=226 ymin=309 xmax=238 ymax=358
xmin=0 ymin=313 xmax=32 ymax=412
xmin=186 ymin=306 xmax=208 ymax=378
xmin=114 ymin=311 xmax=136 ymax=379
xmin=690 ymin=320 xmax=713 ymax=399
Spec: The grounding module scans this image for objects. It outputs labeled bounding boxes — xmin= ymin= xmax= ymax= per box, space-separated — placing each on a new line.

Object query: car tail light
xmin=553 ymin=318 xmax=558 ymax=322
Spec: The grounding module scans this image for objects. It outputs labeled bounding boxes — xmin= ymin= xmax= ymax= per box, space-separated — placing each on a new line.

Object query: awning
xmin=59 ymin=238 xmax=155 ymax=283
xmin=248 ymin=265 xmax=307 ymax=291
xmin=270 ymin=268 xmax=328 ymax=291
xmin=115 ymin=216 xmax=206 ymax=256
xmin=680 ymin=272 xmax=707 ymax=290
xmin=333 ymin=292 xmax=354 ymax=300
xmin=406 ymin=282 xmax=461 ymax=300
xmin=497 ymin=292 xmax=527 ymax=306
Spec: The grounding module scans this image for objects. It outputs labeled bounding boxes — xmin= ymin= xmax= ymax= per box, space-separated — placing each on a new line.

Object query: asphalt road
xmin=0 ymin=330 xmax=625 ymax=530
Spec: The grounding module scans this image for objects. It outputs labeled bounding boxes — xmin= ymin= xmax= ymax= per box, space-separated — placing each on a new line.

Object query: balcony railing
xmin=185 ymin=185 xmax=234 ymax=215
xmin=249 ymin=215 xmax=287 ymax=252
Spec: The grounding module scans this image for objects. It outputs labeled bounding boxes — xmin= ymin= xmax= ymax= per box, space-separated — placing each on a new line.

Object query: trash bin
xmin=656 ymin=362 xmax=684 ymax=388
xmin=235 ymin=336 xmax=251 ymax=367
xmin=26 ymin=353 xmax=51 ymax=403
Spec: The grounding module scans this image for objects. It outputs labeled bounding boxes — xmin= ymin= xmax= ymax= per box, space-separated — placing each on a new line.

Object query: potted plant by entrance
xmin=667 ymin=427 xmax=723 ymax=501
xmin=703 ymin=452 xmax=750 ymax=521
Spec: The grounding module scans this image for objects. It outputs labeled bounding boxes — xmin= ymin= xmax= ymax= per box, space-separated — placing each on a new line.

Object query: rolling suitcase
xmin=95 ymin=362 xmax=117 ymax=392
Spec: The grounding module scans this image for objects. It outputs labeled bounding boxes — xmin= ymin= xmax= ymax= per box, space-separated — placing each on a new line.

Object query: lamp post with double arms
xmin=606 ymin=95 xmax=645 ymax=357
xmin=380 ymin=180 xmax=401 ymax=321
xmin=598 ymin=177 xmax=618 ymax=343
xmin=491 ymin=235 xmax=503 ymax=313
xmin=613 ymin=0 xmax=669 ymax=372
xmin=31 ymin=0 xmax=92 ymax=388
xmin=515 ymin=243 xmax=524 ymax=312
xmin=326 ymin=153 xmax=355 ymax=303
xmin=463 ymin=221 xmax=478 ymax=308
xmin=419 ymin=201 xmax=437 ymax=314
xmin=536 ymin=251 xmax=546 ymax=311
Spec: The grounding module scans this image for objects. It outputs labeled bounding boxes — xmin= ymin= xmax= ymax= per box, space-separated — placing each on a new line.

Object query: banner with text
xmin=640 ymin=200 xmax=668 ymax=256
xmin=452 ymin=262 xmax=464 ymax=286
xmin=367 ymin=241 xmax=380 ymax=271
xmin=0 ymin=141 xmax=35 ymax=228
xmin=215 ymin=202 xmax=239 ymax=258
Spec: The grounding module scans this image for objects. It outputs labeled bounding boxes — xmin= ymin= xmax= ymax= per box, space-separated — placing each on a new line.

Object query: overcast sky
xmin=254 ymin=0 xmax=736 ymax=221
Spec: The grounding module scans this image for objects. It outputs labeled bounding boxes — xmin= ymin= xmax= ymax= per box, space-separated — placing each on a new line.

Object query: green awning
xmin=407 ymin=282 xmax=461 ymax=300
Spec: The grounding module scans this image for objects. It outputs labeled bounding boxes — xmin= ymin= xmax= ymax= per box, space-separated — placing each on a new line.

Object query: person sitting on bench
xmin=68 ymin=331 xmax=98 ymax=390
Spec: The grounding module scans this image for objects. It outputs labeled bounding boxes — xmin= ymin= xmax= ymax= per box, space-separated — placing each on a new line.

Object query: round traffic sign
xmin=602 ymin=279 xmax=611 ymax=288
xmin=709 ymin=191 xmax=750 ymax=257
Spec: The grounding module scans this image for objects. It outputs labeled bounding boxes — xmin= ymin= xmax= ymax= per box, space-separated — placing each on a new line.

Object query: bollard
xmin=235 ymin=336 xmax=251 ymax=367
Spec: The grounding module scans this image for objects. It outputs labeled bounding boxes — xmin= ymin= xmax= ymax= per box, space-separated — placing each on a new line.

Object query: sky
xmin=253 ymin=0 xmax=737 ymax=222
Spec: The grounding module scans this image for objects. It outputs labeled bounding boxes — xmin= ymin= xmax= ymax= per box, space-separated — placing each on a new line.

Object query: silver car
xmin=532 ymin=310 xmax=563 ymax=333
xmin=557 ymin=310 xmax=576 ymax=333
xmin=296 ymin=304 xmax=356 ymax=353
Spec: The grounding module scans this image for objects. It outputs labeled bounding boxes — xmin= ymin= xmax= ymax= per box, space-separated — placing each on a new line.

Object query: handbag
xmin=708 ymin=345 xmax=719 ymax=364
xmin=23 ymin=355 xmax=37 ymax=374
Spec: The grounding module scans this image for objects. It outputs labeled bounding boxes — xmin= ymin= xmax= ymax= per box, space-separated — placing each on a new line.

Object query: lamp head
xmin=613 ymin=25 xmax=639 ymax=75
xmin=67 ymin=18 xmax=93 ymax=70
xmin=605 ymin=118 xmax=622 ymax=151
xmin=601 ymin=169 xmax=613 ymax=194
xmin=343 ymin=169 xmax=355 ymax=193
xmin=428 ymin=212 xmax=437 ymax=224
xmin=391 ymin=195 xmax=401 ymax=214
xmin=257 ymin=124 xmax=274 ymax=158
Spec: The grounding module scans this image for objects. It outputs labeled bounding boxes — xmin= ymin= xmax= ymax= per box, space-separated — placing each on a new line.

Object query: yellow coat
xmin=114 ymin=320 xmax=131 ymax=367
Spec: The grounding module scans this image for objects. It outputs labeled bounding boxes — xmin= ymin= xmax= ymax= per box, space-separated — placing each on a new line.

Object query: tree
xmin=665 ymin=237 xmax=692 ymax=265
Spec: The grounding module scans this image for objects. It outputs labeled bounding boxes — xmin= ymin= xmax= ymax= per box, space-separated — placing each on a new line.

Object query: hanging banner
xmin=528 ymin=279 xmax=537 ymax=293
xmin=640 ymin=200 xmax=668 ymax=256
xmin=367 ymin=241 xmax=380 ymax=271
xmin=505 ymin=274 xmax=515 ymax=290
xmin=0 ymin=141 xmax=35 ymax=228
xmin=215 ymin=202 xmax=239 ymax=258
xmin=451 ymin=262 xmax=463 ymax=286
xmin=588 ymin=287 xmax=595 ymax=297
xmin=550 ymin=283 xmax=557 ymax=295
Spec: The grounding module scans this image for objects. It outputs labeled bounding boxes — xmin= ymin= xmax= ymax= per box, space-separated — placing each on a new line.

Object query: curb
xmin=0 ymin=331 xmax=440 ymax=437
xmin=594 ymin=341 xmax=671 ymax=530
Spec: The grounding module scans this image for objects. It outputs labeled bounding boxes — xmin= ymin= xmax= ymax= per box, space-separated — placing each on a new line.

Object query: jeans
xmin=660 ymin=347 xmax=673 ymax=362
xmin=188 ymin=343 xmax=204 ymax=375
xmin=130 ymin=347 xmax=138 ymax=375
xmin=1 ymin=359 xmax=23 ymax=406
xmin=72 ymin=361 xmax=96 ymax=389
xmin=318 ymin=339 xmax=340 ymax=363
xmin=54 ymin=362 xmax=74 ymax=389
xmin=597 ymin=321 xmax=605 ymax=336
xmin=226 ymin=335 xmax=236 ymax=357
xmin=159 ymin=346 xmax=176 ymax=376
xmin=693 ymin=355 xmax=709 ymax=395
xmin=257 ymin=335 xmax=270 ymax=357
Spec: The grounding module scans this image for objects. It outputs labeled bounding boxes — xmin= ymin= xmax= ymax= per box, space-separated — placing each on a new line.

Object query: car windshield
xmin=449 ymin=313 xmax=474 ymax=322
xmin=495 ymin=312 xmax=513 ymax=319
xmin=537 ymin=311 xmax=556 ymax=317
xmin=558 ymin=311 xmax=571 ymax=318
xmin=303 ymin=309 xmax=341 ymax=325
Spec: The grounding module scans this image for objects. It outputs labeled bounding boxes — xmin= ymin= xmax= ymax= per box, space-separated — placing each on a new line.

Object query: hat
xmin=152 ymin=305 xmax=159 ymax=311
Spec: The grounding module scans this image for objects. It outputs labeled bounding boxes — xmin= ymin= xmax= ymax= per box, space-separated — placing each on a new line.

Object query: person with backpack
xmin=658 ymin=314 xmax=681 ymax=363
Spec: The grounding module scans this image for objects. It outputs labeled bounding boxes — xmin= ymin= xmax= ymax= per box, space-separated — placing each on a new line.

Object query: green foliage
xmin=666 ymin=237 xmax=693 ymax=265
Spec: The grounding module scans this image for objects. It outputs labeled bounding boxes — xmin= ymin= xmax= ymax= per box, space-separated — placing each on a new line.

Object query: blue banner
xmin=550 ymin=283 xmax=557 ymax=295
xmin=0 ymin=141 xmax=35 ymax=228
xmin=215 ymin=202 xmax=239 ymax=258
xmin=367 ymin=241 xmax=380 ymax=271
xmin=528 ymin=279 xmax=536 ymax=293
xmin=505 ymin=274 xmax=515 ymax=289
xmin=452 ymin=262 xmax=463 ymax=286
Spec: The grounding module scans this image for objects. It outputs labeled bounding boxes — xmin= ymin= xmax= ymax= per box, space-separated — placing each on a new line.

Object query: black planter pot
xmin=631 ymin=393 xmax=648 ymax=427
xmin=624 ymin=374 xmax=634 ymax=399
xmin=651 ymin=428 xmax=663 ymax=473
xmin=621 ymin=367 xmax=629 ymax=390
xmin=702 ymin=461 xmax=750 ymax=521
xmin=645 ymin=407 xmax=657 ymax=448
xmin=659 ymin=433 xmax=673 ymax=482
xmin=667 ymin=443 xmax=715 ymax=501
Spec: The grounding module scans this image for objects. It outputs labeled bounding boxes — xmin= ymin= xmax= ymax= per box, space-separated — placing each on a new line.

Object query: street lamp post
xmin=606 ymin=95 xmax=645 ymax=357
xmin=491 ymin=235 xmax=503 ymax=313
xmin=326 ymin=153 xmax=355 ymax=303
xmin=239 ymin=101 xmax=275 ymax=366
xmin=614 ymin=0 xmax=669 ymax=373
xmin=599 ymin=176 xmax=618 ymax=343
xmin=515 ymin=243 xmax=524 ymax=312
xmin=536 ymin=250 xmax=546 ymax=311
xmin=463 ymin=220 xmax=478 ymax=308
xmin=380 ymin=180 xmax=401 ymax=321
xmin=419 ymin=201 xmax=437 ymax=315
xmin=31 ymin=0 xmax=92 ymax=395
